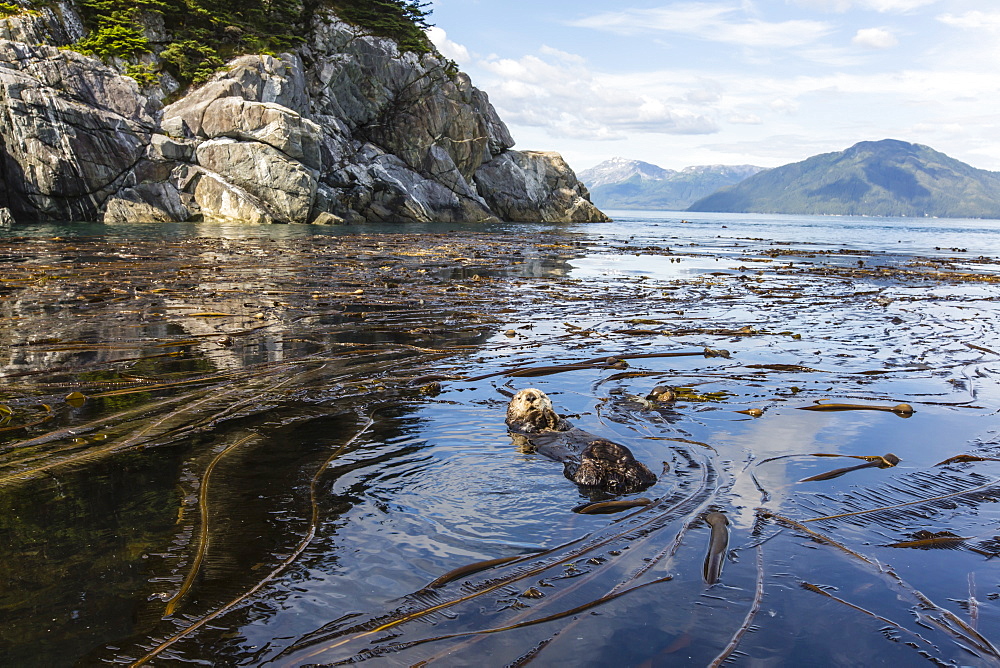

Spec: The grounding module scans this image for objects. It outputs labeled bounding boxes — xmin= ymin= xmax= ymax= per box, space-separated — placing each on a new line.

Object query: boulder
xmin=195 ymin=138 xmax=316 ymax=223
xmin=304 ymin=16 xmax=517 ymax=214
xmin=310 ymin=211 xmax=345 ymax=225
xmin=200 ymin=97 xmax=321 ymax=169
xmin=161 ymin=79 xmax=244 ymax=138
xmin=224 ymin=54 xmax=310 ymax=116
xmin=336 ymin=144 xmax=498 ymax=224
xmin=102 ymin=182 xmax=190 ymax=223
xmin=148 ymin=133 xmax=196 ymax=163
xmin=0 ymin=206 xmax=13 ymax=227
xmin=174 ymin=165 xmax=276 ymax=225
xmin=475 ymin=151 xmax=610 ymax=223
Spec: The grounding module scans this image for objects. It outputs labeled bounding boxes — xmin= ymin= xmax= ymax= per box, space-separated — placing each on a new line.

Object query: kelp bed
xmin=1 ymin=228 xmax=999 ymax=666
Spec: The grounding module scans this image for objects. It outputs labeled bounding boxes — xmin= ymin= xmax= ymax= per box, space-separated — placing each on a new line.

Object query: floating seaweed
xmin=1 ymin=225 xmax=999 ymax=666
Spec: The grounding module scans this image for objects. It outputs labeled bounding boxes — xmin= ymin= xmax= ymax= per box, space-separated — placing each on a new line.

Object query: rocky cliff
xmin=0 ymin=4 xmax=608 ymax=225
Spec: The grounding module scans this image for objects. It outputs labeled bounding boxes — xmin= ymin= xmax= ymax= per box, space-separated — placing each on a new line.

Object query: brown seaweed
xmin=572 ymin=497 xmax=653 ymax=514
xmin=425 ymin=553 xmax=543 ymax=589
xmin=702 ymin=512 xmax=730 ymax=585
xmin=709 ymin=545 xmax=764 ymax=667
xmin=797 ymin=400 xmax=914 ymax=416
xmin=800 ymin=453 xmax=900 ymax=482
xmin=886 ymin=530 xmax=968 ymax=549
xmin=2 ymin=228 xmax=1000 ymax=666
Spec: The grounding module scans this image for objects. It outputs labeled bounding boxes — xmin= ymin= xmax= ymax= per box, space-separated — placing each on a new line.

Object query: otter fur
xmin=506 ymin=388 xmax=657 ymax=493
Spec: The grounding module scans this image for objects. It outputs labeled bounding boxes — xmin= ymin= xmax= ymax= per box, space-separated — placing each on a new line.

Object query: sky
xmin=426 ymin=0 xmax=1000 ymax=173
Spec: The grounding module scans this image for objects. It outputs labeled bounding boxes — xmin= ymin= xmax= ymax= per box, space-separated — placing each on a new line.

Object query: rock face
xmin=0 ymin=6 xmax=607 ymax=225
xmin=476 ymin=151 xmax=609 ymax=223
xmin=0 ymin=40 xmax=157 ymax=221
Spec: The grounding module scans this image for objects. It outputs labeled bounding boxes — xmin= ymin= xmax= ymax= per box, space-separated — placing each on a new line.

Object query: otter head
xmin=567 ymin=438 xmax=657 ymax=493
xmin=506 ymin=388 xmax=569 ymax=434
xmin=646 ymin=386 xmax=677 ymax=403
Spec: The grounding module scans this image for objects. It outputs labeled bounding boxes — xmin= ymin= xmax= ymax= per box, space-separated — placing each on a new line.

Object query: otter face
xmin=646 ymin=385 xmax=676 ymax=403
xmin=570 ymin=438 xmax=657 ymax=492
xmin=506 ymin=389 xmax=567 ymax=433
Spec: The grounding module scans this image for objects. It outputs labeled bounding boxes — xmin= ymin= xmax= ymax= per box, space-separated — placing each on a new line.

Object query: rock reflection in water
xmin=1 ymin=220 xmax=1000 ymax=666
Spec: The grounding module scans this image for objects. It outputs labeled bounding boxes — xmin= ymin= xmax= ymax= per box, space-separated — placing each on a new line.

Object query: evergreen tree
xmin=59 ymin=0 xmax=437 ymax=86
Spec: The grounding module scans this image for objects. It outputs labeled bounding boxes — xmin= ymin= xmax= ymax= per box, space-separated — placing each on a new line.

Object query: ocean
xmin=2 ymin=212 xmax=999 ymax=665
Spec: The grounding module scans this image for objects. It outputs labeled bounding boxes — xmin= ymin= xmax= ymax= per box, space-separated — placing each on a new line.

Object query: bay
xmin=1 ymin=212 xmax=999 ymax=666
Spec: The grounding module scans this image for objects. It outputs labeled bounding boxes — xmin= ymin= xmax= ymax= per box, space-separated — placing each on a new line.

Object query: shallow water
xmin=1 ymin=213 xmax=999 ymax=666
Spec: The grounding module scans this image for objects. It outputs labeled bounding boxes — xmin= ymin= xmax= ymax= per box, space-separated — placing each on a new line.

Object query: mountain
xmin=687 ymin=139 xmax=1000 ymax=218
xmin=0 ymin=2 xmax=607 ymax=224
xmin=579 ymin=159 xmax=765 ymax=210
xmin=579 ymin=158 xmax=675 ymax=188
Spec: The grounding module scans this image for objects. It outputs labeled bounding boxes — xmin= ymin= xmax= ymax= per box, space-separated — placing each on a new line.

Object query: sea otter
xmin=506 ymin=388 xmax=657 ymax=493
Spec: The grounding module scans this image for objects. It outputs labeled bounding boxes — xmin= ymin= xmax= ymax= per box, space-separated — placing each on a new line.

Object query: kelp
xmin=3 ymin=228 xmax=1000 ymax=665
xmin=702 ymin=512 xmax=730 ymax=585
xmin=798 ymin=582 xmax=932 ymax=648
xmin=935 ymin=454 xmax=1000 ymax=466
xmin=268 ymin=446 xmax=718 ymax=664
xmin=425 ymin=552 xmax=545 ymax=589
xmin=799 ymin=453 xmax=900 ymax=482
xmin=761 ymin=510 xmax=1000 ymax=660
xmin=132 ymin=408 xmax=382 ymax=666
xmin=796 ymin=399 xmax=914 ymax=415
xmin=162 ymin=432 xmax=258 ymax=617
xmin=572 ymin=498 xmax=652 ymax=514
xmin=709 ymin=545 xmax=763 ymax=668
xmin=886 ymin=530 xmax=968 ymax=549
xmin=799 ymin=472 xmax=1000 ymax=524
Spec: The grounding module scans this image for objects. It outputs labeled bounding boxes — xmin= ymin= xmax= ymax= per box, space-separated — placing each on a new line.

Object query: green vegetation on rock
xmin=0 ymin=2 xmax=24 ymax=17
xmin=328 ymin=0 xmax=433 ymax=54
xmin=72 ymin=0 xmax=309 ymax=84
xmin=15 ymin=0 xmax=434 ymax=86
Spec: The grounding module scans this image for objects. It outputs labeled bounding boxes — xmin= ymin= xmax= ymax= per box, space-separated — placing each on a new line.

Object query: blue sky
xmin=427 ymin=1 xmax=1000 ymax=173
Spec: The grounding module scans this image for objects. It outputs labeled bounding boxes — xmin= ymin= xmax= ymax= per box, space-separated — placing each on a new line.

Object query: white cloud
xmin=769 ymin=98 xmax=800 ymax=114
xmin=863 ymin=0 xmax=938 ymax=11
xmin=703 ymin=134 xmax=846 ymax=158
xmin=790 ymin=0 xmax=939 ymax=12
xmin=474 ymin=49 xmax=718 ymax=140
xmin=938 ymin=11 xmax=1000 ymax=31
xmin=728 ymin=112 xmax=764 ymax=124
xmin=909 ymin=122 xmax=968 ymax=136
xmin=571 ymin=3 xmax=832 ymax=48
xmin=426 ymin=27 xmax=470 ymax=65
xmin=852 ymin=27 xmax=898 ymax=48
xmin=538 ymin=45 xmax=587 ymax=64
xmin=435 ymin=1 xmax=1000 ymax=170
xmin=788 ymin=0 xmax=853 ymax=10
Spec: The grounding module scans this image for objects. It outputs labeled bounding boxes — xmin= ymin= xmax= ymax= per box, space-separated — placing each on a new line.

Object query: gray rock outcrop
xmin=0 ymin=6 xmax=608 ymax=225
xmin=0 ymin=40 xmax=157 ymax=221
xmin=476 ymin=151 xmax=610 ymax=223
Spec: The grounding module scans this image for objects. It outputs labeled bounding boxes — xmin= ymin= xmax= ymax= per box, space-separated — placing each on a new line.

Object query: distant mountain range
xmin=687 ymin=139 xmax=1000 ymax=219
xmin=579 ymin=158 xmax=765 ymax=210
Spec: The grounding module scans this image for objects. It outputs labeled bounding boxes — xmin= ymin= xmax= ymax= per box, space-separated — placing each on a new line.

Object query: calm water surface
xmin=1 ymin=212 xmax=999 ymax=666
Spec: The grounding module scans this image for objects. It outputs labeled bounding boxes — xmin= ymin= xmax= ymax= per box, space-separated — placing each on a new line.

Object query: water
xmin=1 ymin=212 xmax=999 ymax=666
